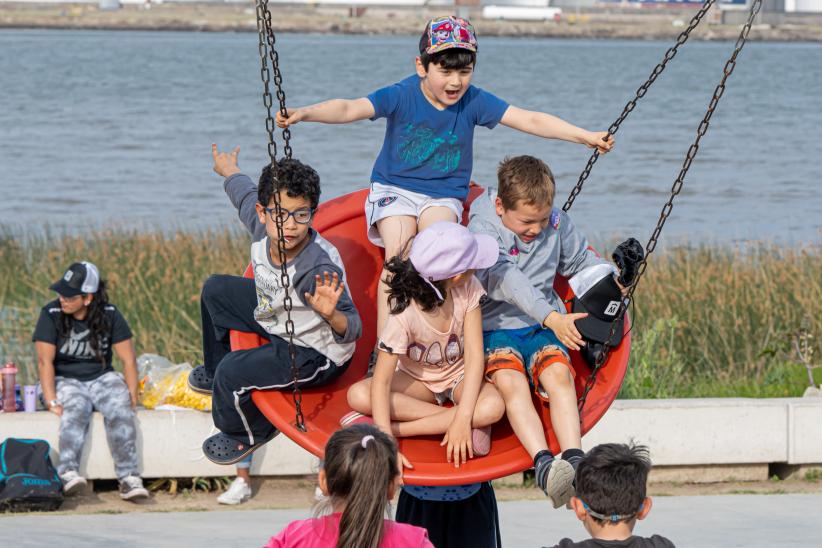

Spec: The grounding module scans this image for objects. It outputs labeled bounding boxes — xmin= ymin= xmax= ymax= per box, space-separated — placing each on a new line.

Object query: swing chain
xmin=563 ymin=0 xmax=718 ymax=214
xmin=262 ymin=1 xmax=292 ymax=159
xmin=577 ymin=0 xmax=763 ymax=414
xmin=255 ymin=0 xmax=306 ymax=432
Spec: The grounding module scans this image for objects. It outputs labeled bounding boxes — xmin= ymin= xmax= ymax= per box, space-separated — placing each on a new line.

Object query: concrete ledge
xmin=582 ymin=398 xmax=822 ymax=466
xmin=648 ymin=464 xmax=769 ymax=484
xmin=2 ymin=397 xmax=821 ymax=480
xmin=0 ymin=409 xmax=318 ymax=480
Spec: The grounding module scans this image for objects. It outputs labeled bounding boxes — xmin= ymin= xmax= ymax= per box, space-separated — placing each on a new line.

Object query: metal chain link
xmin=563 ymin=0 xmax=718 ymax=213
xmin=262 ymin=1 xmax=292 ymax=159
xmin=577 ymin=0 xmax=763 ymax=414
xmin=255 ymin=0 xmax=306 ymax=432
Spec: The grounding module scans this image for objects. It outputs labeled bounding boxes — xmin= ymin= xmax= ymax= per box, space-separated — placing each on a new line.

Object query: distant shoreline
xmin=2 ymin=3 xmax=822 ymax=41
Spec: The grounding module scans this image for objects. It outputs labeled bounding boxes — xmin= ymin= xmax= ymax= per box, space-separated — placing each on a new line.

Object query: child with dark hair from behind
xmin=548 ymin=443 xmax=675 ymax=548
xmin=266 ymin=424 xmax=433 ymax=548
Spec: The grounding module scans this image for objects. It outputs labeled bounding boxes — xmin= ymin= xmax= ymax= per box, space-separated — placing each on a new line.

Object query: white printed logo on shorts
xmin=604 ymin=301 xmax=621 ymax=316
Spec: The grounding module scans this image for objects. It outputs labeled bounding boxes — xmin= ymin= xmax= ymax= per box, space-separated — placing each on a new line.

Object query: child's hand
xmin=211 ymin=143 xmax=241 ymax=178
xmin=276 ymin=108 xmax=304 ymax=128
xmin=585 ymin=132 xmax=614 ymax=154
xmin=441 ymin=415 xmax=473 ymax=468
xmin=398 ymin=451 xmax=414 ymax=471
xmin=305 ymin=272 xmax=343 ymax=320
xmin=543 ymin=311 xmax=588 ymax=351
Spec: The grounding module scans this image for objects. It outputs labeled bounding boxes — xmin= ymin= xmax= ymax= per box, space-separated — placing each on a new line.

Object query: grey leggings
xmin=55 ymin=371 xmax=139 ymax=479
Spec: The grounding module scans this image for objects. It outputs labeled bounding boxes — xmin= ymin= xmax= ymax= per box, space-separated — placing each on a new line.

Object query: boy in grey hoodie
xmin=468 ymin=155 xmax=620 ymax=509
xmin=192 ymin=145 xmax=362 ymax=465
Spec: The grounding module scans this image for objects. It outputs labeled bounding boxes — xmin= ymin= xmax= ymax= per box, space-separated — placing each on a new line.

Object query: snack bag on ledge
xmin=137 ymin=354 xmax=211 ymax=411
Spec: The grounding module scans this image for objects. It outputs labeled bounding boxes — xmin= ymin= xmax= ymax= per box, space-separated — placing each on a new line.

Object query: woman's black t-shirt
xmin=32 ymin=300 xmax=133 ymax=381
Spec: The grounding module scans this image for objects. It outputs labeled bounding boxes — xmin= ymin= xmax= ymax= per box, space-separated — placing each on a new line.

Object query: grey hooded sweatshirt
xmin=223 ymin=173 xmax=362 ymax=365
xmin=468 ymin=188 xmax=607 ymax=332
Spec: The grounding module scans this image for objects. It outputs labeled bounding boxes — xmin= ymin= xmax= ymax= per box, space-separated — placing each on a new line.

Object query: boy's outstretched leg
xmin=538 ymin=360 xmax=584 ymax=471
xmin=489 ymin=362 xmax=574 ymax=509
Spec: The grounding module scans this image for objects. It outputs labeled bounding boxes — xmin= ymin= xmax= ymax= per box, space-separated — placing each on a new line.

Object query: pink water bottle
xmin=1 ymin=362 xmax=18 ymax=413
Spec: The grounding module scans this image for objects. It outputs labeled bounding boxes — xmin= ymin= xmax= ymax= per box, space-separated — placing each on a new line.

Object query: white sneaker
xmin=119 ymin=475 xmax=149 ymax=501
xmin=60 ymin=470 xmax=87 ymax=496
xmin=217 ymin=477 xmax=252 ymax=505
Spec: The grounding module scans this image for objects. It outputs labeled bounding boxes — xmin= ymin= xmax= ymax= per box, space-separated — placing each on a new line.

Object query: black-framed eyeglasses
xmin=264 ymin=206 xmax=315 ymax=225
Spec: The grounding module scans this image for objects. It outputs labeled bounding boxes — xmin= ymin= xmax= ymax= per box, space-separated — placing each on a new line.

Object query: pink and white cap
xmin=409 ymin=221 xmax=498 ymax=300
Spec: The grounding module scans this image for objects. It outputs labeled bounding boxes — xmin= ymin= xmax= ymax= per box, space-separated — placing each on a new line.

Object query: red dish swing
xmin=231 ymin=186 xmax=631 ymax=486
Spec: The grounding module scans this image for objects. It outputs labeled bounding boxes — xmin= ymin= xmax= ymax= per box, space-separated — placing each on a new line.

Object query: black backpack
xmin=0 ymin=438 xmax=64 ymax=512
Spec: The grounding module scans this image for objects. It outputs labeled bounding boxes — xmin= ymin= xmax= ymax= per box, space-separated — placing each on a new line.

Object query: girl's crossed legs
xmin=347 ymin=369 xmax=504 ymax=438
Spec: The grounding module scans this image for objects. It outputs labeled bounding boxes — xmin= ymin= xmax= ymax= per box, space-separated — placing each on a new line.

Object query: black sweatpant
xmin=201 ymin=274 xmax=347 ymax=445
xmin=396 ymin=481 xmax=502 ymax=548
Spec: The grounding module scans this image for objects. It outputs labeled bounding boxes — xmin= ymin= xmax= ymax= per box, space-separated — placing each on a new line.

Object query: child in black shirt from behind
xmin=547 ymin=443 xmax=675 ymax=548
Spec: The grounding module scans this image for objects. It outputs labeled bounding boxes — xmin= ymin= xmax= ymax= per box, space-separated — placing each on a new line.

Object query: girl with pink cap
xmin=346 ymin=222 xmax=505 ymax=469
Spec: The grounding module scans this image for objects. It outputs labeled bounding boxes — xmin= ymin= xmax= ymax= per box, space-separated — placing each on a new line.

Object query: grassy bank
xmin=1 ymin=229 xmax=819 ymax=398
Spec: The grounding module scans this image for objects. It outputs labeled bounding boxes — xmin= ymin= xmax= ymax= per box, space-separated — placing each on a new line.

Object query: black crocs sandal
xmin=188 ymin=365 xmax=214 ymax=395
xmin=202 ymin=431 xmax=278 ymax=466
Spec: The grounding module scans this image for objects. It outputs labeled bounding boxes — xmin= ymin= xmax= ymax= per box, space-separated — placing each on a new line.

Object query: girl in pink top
xmin=347 ymin=222 xmax=505 ymax=469
xmin=265 ymin=424 xmax=432 ymax=548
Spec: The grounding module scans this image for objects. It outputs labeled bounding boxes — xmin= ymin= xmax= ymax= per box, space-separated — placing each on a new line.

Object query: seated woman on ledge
xmin=32 ymin=261 xmax=148 ymax=501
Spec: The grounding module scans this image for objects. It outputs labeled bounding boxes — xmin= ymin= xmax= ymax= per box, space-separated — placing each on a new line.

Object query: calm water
xmin=1 ymin=29 xmax=821 ymax=245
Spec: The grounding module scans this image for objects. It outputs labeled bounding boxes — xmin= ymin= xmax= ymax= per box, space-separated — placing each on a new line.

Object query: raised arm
xmin=212 ymin=144 xmax=263 ymax=237
xmin=499 ymin=106 xmax=613 ymax=154
xmin=276 ymin=98 xmax=375 ymax=128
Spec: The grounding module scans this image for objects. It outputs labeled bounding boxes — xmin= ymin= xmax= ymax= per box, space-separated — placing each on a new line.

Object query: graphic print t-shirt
xmin=32 ymin=300 xmax=133 ymax=381
xmin=379 ymin=276 xmax=485 ymax=394
xmin=368 ymin=75 xmax=509 ymax=201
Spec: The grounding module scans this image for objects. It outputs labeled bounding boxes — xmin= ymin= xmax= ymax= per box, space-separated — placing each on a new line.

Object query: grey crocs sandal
xmin=202 ymin=432 xmax=278 ymax=466
xmin=188 ymin=365 xmax=214 ymax=395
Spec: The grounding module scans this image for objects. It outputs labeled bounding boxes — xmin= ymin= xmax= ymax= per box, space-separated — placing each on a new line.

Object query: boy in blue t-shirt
xmin=276 ymin=15 xmax=614 ymax=346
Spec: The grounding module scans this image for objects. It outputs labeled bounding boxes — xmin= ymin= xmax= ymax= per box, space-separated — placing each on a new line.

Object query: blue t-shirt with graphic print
xmin=367 ymin=75 xmax=509 ymax=201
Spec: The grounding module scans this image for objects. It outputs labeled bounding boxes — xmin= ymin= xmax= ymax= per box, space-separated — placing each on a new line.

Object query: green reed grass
xmin=1 ymin=229 xmax=820 ymax=397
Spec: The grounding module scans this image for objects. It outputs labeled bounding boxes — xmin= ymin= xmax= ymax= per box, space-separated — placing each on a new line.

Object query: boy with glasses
xmin=192 ymin=144 xmax=362 ymax=465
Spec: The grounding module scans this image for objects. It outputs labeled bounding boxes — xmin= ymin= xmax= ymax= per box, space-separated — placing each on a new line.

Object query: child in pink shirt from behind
xmin=347 ymin=222 xmax=505 ymax=469
xmin=265 ymin=423 xmax=432 ymax=548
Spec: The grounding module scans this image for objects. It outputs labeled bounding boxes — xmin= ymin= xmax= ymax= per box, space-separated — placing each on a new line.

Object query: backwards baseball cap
xmin=409 ymin=221 xmax=497 ymax=300
xmin=420 ymin=15 xmax=478 ymax=55
xmin=570 ymin=264 xmax=625 ymax=345
xmin=50 ymin=261 xmax=100 ymax=297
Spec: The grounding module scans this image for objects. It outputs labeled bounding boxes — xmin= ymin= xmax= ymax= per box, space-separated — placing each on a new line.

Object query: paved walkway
xmin=4 ymin=494 xmax=820 ymax=547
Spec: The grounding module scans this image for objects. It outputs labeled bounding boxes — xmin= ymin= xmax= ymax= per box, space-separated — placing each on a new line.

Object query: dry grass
xmin=1 ymin=230 xmax=819 ymax=396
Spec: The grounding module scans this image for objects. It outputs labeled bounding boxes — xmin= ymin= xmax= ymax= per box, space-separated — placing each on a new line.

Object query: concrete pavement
xmin=3 ymin=494 xmax=820 ymax=547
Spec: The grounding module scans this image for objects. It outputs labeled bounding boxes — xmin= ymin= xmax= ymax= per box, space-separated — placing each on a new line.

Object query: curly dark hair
xmin=384 ymin=250 xmax=446 ymax=314
xmin=56 ymin=279 xmax=112 ymax=367
xmin=418 ymin=32 xmax=476 ymax=71
xmin=258 ymin=157 xmax=321 ymax=209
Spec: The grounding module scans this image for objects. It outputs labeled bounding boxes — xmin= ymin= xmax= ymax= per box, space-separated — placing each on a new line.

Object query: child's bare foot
xmin=472 ymin=425 xmax=492 ymax=457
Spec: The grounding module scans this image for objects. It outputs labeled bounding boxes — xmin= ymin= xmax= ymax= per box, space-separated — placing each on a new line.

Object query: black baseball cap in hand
xmin=50 ymin=262 xmax=100 ymax=298
xmin=570 ymin=264 xmax=625 ymax=345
